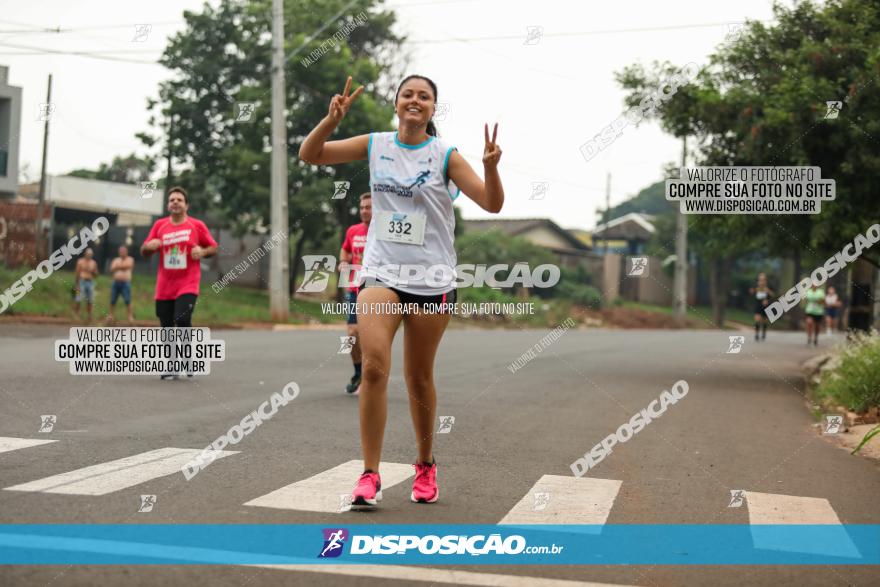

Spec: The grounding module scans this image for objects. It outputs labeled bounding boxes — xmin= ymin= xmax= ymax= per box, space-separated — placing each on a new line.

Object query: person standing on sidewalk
xmin=73 ymin=248 xmax=98 ymax=323
xmin=108 ymin=245 xmax=135 ymax=324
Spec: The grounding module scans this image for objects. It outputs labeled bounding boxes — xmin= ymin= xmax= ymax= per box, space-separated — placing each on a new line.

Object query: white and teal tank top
xmin=361 ymin=131 xmax=460 ymax=295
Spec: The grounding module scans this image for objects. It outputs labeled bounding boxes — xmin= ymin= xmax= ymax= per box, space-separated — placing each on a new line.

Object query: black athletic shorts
xmin=358 ymin=280 xmax=456 ymax=313
xmin=156 ymin=294 xmax=198 ymax=328
xmin=346 ymin=290 xmax=358 ymax=325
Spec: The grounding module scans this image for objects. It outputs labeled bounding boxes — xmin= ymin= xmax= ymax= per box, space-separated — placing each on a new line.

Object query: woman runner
xmin=824 ymin=285 xmax=841 ymax=335
xmin=803 ymin=281 xmax=826 ymax=346
xmin=299 ymin=75 xmax=504 ymax=508
xmin=749 ymin=272 xmax=774 ymax=341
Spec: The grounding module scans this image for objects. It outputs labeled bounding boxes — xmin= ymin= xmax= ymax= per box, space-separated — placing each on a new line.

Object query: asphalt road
xmin=1 ymin=324 xmax=878 ymax=586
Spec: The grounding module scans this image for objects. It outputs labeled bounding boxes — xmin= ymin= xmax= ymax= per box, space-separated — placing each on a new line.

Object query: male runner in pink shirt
xmin=141 ymin=186 xmax=218 ymax=379
xmin=339 ymin=193 xmax=371 ymax=394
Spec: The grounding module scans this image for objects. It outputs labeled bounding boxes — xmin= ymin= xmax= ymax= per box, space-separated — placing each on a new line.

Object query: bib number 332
xmin=377 ymin=211 xmax=426 ymax=245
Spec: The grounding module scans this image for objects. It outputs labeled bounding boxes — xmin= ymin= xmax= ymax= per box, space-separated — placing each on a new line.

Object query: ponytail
xmin=426 ymin=120 xmax=438 ymax=137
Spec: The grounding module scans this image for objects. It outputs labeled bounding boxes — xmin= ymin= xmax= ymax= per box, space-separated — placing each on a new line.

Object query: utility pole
xmin=604 ymin=172 xmax=611 ymax=255
xmin=165 ymin=115 xmax=173 ymax=189
xmin=269 ymin=0 xmax=289 ymax=321
xmin=673 ymin=136 xmax=688 ymax=323
xmin=36 ymin=74 xmax=52 ymax=262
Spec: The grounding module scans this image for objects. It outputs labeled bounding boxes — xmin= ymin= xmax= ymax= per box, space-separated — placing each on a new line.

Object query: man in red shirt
xmin=141 ymin=186 xmax=218 ymax=379
xmin=339 ymin=193 xmax=371 ymax=394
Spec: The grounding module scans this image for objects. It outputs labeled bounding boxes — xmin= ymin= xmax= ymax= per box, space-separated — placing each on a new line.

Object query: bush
xmin=817 ymin=330 xmax=880 ymax=413
xmin=555 ymin=281 xmax=603 ymax=308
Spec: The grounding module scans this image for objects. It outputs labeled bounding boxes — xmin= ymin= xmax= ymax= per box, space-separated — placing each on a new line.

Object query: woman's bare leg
xmin=402 ymin=310 xmax=451 ymax=463
xmin=356 ymin=287 xmax=403 ymax=472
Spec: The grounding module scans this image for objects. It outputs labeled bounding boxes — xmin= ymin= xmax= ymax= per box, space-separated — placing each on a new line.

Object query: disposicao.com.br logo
xmin=297 ymin=255 xmax=561 ymax=292
xmin=317 ymin=528 xmax=563 ymax=557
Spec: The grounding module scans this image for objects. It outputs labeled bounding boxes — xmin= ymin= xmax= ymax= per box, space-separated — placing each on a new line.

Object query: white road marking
xmin=244 ymin=460 xmax=413 ymax=512
xmin=3 ymin=447 xmax=237 ymax=495
xmin=499 ymin=475 xmax=622 ymax=527
xmin=251 ymin=564 xmax=642 ymax=586
xmin=0 ymin=437 xmax=57 ymax=454
xmin=744 ymin=491 xmax=860 ymax=558
xmin=744 ymin=491 xmax=843 ymax=524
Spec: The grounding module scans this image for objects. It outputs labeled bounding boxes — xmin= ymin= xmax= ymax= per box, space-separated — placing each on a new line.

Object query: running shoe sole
xmin=351 ymin=490 xmax=382 ymax=509
xmin=410 ymin=489 xmax=439 ymax=504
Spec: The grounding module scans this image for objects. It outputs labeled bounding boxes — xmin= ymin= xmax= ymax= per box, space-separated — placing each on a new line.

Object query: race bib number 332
xmin=377 ymin=211 xmax=426 ymax=245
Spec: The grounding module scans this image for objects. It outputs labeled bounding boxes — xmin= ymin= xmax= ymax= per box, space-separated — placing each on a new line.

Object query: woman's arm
xmin=299 ymin=77 xmax=368 ymax=165
xmin=447 ymin=123 xmax=504 ymax=213
xmin=300 ymin=127 xmax=369 ymax=165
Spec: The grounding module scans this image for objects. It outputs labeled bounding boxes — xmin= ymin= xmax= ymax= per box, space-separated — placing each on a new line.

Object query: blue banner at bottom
xmin=0 ymin=525 xmax=877 ymax=565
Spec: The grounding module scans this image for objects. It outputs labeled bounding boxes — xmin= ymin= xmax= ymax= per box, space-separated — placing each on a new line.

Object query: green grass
xmin=2 ymin=265 xmax=762 ymax=330
xmin=815 ymin=330 xmax=880 ymax=413
xmin=0 ymin=265 xmax=578 ymax=328
xmin=619 ymin=300 xmax=755 ymax=328
xmin=0 ymin=267 xmax=333 ymax=325
xmin=454 ymin=287 xmax=570 ymax=327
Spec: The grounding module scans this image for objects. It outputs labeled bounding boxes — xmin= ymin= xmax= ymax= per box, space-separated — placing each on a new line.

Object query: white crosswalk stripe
xmin=251 ymin=564 xmax=643 ymax=586
xmin=244 ymin=460 xmax=414 ymax=513
xmin=0 ymin=437 xmax=57 ymax=454
xmin=3 ymin=447 xmax=238 ymax=495
xmin=744 ymin=491 xmax=860 ymax=558
xmin=499 ymin=475 xmax=622 ymax=527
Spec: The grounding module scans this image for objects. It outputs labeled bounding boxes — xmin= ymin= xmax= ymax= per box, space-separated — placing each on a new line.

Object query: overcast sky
xmin=0 ymin=0 xmax=780 ymax=229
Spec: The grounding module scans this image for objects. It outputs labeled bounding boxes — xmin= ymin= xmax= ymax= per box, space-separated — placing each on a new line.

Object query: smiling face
xmin=167 ymin=191 xmax=188 ymax=216
xmin=395 ymin=77 xmax=435 ymax=129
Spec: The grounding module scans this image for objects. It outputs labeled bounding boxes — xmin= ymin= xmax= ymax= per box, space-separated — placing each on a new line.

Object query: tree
xmin=139 ymin=0 xmax=406 ymax=290
xmin=618 ymin=0 xmax=880 ymax=325
xmin=603 ymin=180 xmax=668 ymax=221
xmin=68 ymin=153 xmax=156 ymax=184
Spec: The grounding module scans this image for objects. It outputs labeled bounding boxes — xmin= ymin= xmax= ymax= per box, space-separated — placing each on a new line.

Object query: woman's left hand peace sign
xmin=483 ymin=123 xmax=502 ymax=168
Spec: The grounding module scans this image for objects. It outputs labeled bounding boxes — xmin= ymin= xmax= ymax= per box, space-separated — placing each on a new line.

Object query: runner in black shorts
xmin=357 ymin=280 xmax=458 ymax=313
xmin=299 ymin=74 xmax=504 ymax=509
xmin=141 ymin=187 xmax=218 ymax=379
xmin=750 ymin=272 xmax=774 ymax=341
xmin=340 ymin=194 xmax=372 ymax=394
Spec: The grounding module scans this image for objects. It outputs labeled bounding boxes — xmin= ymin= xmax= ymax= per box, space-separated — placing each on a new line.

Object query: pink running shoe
xmin=411 ymin=461 xmax=438 ymax=503
xmin=351 ymin=471 xmax=382 ymax=508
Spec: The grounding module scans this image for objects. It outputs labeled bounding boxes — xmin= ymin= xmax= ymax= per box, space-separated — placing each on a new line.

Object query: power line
xmin=45 ymin=20 xmax=183 ymax=32
xmin=0 ymin=41 xmax=159 ymax=64
xmin=0 ymin=20 xmax=183 ymax=34
xmin=0 ymin=17 xmax=770 ymax=65
xmin=411 ymin=21 xmax=770 ymax=43
xmin=0 ymin=47 xmax=160 ymax=56
xmin=0 ymin=28 xmax=62 ymax=34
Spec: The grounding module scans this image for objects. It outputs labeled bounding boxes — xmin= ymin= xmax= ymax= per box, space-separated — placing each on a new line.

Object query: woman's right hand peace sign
xmin=483 ymin=123 xmax=502 ymax=168
xmin=328 ymin=76 xmax=364 ymax=124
